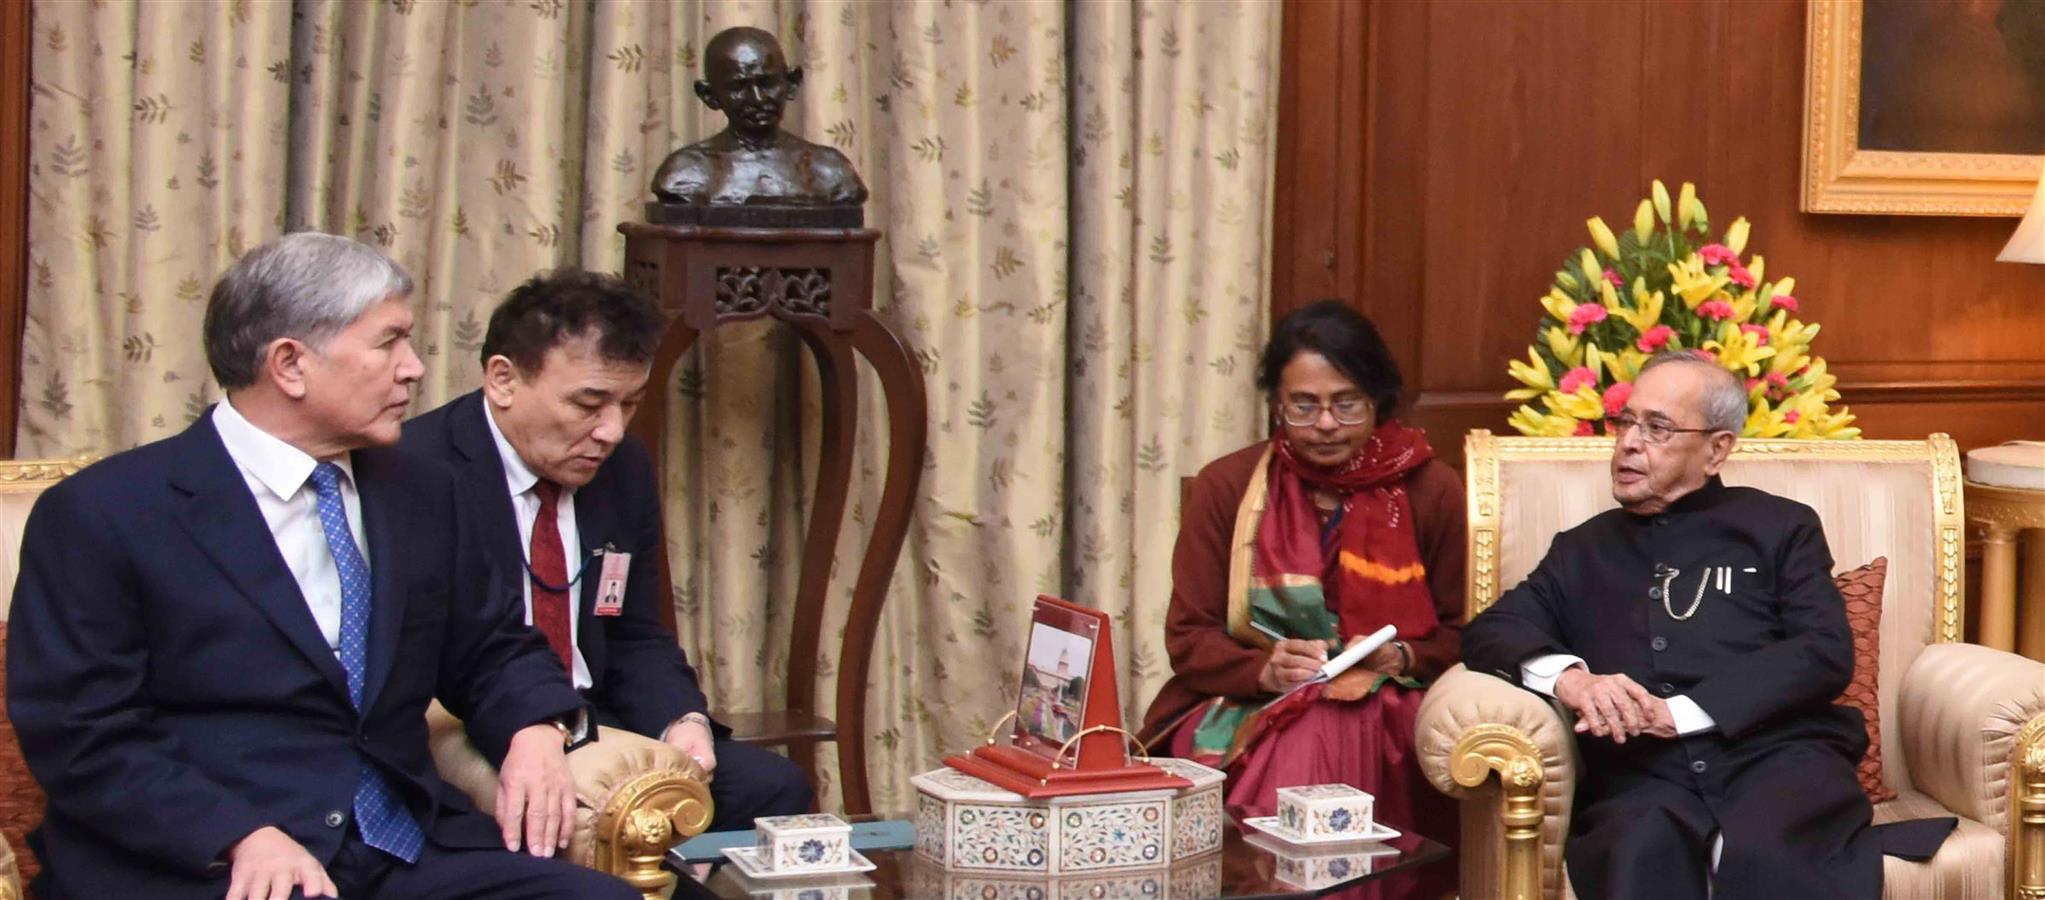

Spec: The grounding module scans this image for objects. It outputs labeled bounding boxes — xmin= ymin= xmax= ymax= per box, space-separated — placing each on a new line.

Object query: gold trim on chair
xmin=0 ymin=455 xmax=93 ymax=488
xmin=593 ymin=766 xmax=715 ymax=900
xmin=1461 ymin=432 xmax=1966 ymax=642
xmin=1450 ymin=723 xmax=1546 ymax=900
xmin=2015 ymin=713 xmax=2045 ymax=900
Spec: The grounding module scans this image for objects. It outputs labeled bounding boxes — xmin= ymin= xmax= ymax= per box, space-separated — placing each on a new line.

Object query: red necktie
xmin=529 ymin=479 xmax=575 ymax=672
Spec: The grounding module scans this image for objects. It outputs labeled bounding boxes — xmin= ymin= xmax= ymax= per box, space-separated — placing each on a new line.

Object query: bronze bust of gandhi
xmin=650 ymin=27 xmax=867 ymax=226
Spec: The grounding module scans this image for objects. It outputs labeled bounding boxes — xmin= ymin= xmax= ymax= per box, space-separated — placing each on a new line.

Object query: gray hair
xmin=1637 ymin=350 xmax=1746 ymax=433
xmin=203 ymin=232 xmax=414 ymax=390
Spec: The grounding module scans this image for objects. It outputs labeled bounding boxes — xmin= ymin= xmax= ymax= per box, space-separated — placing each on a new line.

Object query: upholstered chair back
xmin=1463 ymin=432 xmax=1964 ymax=795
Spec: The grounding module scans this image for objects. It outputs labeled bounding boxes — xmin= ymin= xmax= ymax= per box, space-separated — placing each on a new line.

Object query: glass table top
xmin=696 ymin=816 xmax=1450 ymax=899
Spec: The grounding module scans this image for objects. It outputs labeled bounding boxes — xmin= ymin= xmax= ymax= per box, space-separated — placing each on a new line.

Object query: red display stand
xmin=945 ymin=596 xmax=1192 ymax=798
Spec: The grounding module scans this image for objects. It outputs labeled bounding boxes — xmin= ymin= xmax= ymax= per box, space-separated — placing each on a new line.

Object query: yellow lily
xmin=1579 ymin=249 xmax=1601 ymax=285
xmin=1727 ymin=290 xmax=1758 ymax=324
xmin=1704 ymin=324 xmax=1776 ymax=375
xmin=1545 ymin=326 xmax=1584 ymax=368
xmin=1587 ymin=216 xmax=1621 ymax=259
xmin=1546 ymin=386 xmax=1606 ymax=421
xmin=1725 ymin=217 xmax=1750 ymax=255
xmin=1506 ymin=347 xmax=1556 ymax=401
xmin=1652 ymin=180 xmax=1672 ymax=224
xmin=1540 ymin=288 xmax=1577 ymax=324
xmin=1747 ymin=255 xmax=1765 ymax=289
xmin=1678 ymin=182 xmax=1699 ymax=229
xmin=1613 ymin=279 xmax=1664 ymax=333
xmin=1599 ymin=278 xmax=1620 ymax=310
xmin=1555 ymin=269 xmax=1580 ymax=291
xmin=1604 ymin=347 xmax=1648 ymax=383
xmin=1508 ymin=404 xmax=1585 ymax=437
xmin=1667 ymin=255 xmax=1729 ymax=308
xmin=1633 ymin=199 xmax=1655 ymax=243
xmin=1743 ymin=397 xmax=1792 ymax=439
xmin=1773 ymin=275 xmax=1796 ymax=299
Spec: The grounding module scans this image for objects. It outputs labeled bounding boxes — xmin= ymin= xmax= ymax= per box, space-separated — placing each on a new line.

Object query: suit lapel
xmin=354 ymin=449 xmax=409 ymax=713
xmin=451 ymin=394 xmax=528 ymax=577
xmin=169 ymin=412 xmax=351 ymax=700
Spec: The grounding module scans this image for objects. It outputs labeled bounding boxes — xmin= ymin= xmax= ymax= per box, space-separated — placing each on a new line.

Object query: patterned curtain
xmin=22 ymin=0 xmax=1279 ymax=811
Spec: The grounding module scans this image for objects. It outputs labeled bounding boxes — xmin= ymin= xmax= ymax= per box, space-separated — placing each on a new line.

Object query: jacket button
xmin=1658 ymin=682 xmax=1674 ymax=695
xmin=1648 ymin=586 xmax=1664 ymax=600
xmin=325 ymin=810 xmax=346 ymax=828
xmin=1651 ymin=636 xmax=1668 ymax=651
xmin=1690 ymin=760 xmax=1707 ymax=774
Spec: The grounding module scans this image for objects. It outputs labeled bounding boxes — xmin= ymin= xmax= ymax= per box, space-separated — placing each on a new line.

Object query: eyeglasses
xmin=1278 ymin=398 xmax=1373 ymax=427
xmin=1605 ymin=414 xmax=1719 ymax=445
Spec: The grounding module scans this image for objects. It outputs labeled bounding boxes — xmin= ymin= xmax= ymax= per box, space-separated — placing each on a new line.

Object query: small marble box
xmin=754 ymin=813 xmax=851 ymax=872
xmin=1275 ymin=784 xmax=1375 ymax=839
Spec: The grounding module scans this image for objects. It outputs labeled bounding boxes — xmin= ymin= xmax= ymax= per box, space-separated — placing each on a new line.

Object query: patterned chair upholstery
xmin=1413 ymin=433 xmax=2045 ymax=899
xmin=0 ymin=457 xmax=711 ymax=900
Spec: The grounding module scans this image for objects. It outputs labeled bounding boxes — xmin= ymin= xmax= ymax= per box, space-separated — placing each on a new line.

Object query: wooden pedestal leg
xmin=1983 ymin=526 xmax=2019 ymax=652
xmin=2021 ymin=530 xmax=2045 ymax=662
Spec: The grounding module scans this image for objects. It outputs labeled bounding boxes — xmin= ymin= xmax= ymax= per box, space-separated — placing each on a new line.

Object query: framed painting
xmin=1010 ymin=605 xmax=1100 ymax=759
xmin=1803 ymin=0 xmax=2045 ymax=215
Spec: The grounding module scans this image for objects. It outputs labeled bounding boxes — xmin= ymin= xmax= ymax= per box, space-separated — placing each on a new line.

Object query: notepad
xmin=1275 ymin=624 xmax=1398 ymax=702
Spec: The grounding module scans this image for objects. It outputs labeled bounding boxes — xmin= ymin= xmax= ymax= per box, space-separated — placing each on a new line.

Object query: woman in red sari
xmin=1140 ymin=300 xmax=1465 ymax=847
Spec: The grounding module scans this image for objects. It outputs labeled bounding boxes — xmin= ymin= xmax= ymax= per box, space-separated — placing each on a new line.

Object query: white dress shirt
xmin=212 ymin=399 xmax=364 ymax=654
xmin=1520 ymin=653 xmax=1716 ymax=735
xmin=483 ymin=405 xmax=593 ymax=689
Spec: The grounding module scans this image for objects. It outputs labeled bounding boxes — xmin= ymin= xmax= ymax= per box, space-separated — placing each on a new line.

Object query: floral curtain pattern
xmin=23 ymin=0 xmax=1278 ymax=811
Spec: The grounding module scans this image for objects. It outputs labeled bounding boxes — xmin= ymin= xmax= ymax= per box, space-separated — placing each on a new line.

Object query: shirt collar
xmin=482 ymin=402 xmax=544 ymax=499
xmin=212 ymin=398 xmax=355 ymax=500
xmin=1660 ymin=475 xmax=1730 ymax=516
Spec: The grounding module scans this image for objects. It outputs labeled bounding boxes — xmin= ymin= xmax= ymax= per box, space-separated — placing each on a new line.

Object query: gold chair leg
xmin=594 ymin=768 xmax=716 ymax=900
xmin=1451 ymin=724 xmax=1547 ymax=900
xmin=2016 ymin=713 xmax=2045 ymax=900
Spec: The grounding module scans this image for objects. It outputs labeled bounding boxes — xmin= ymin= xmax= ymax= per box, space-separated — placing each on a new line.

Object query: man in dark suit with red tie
xmin=401 ymin=269 xmax=811 ymax=832
xmin=5 ymin=233 xmax=652 ymax=899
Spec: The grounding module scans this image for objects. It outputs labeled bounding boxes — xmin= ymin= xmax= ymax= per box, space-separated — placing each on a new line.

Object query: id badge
xmin=594 ymin=551 xmax=631 ymax=616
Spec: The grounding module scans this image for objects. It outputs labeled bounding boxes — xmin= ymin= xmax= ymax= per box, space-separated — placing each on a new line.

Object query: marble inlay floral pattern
xmin=1275 ymin=784 xmax=1374 ymax=838
xmin=953 ymin=805 xmax=1050 ymax=871
xmin=1170 ymin=786 xmax=1223 ymax=858
xmin=1053 ymin=799 xmax=1166 ymax=873
xmin=916 ymin=795 xmax=949 ymax=861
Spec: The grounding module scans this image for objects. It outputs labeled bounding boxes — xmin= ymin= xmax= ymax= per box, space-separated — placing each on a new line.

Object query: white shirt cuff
xmin=1519 ymin=654 xmax=1585 ymax=696
xmin=1666 ymin=695 xmax=1717 ymax=736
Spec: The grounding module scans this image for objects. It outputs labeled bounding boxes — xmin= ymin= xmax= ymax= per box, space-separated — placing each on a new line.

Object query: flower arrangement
xmin=1505 ymin=180 xmax=1859 ymax=439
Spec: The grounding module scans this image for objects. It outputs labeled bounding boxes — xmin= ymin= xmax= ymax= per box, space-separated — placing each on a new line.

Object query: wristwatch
xmin=1393 ymin=639 xmax=1413 ymax=675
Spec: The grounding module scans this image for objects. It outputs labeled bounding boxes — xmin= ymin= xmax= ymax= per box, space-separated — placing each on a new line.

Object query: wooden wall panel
xmin=1275 ymin=0 xmax=2045 ymax=469
xmin=0 ymin=0 xmax=28 ymax=457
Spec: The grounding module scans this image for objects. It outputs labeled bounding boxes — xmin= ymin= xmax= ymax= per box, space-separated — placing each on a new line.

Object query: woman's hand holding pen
xmin=1258 ymin=639 xmax=1327 ymax=694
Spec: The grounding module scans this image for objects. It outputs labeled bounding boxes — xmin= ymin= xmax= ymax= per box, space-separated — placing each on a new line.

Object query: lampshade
xmin=2000 ymin=170 xmax=2045 ymax=263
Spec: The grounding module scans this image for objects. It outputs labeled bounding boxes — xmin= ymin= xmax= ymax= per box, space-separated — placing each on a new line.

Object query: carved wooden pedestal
xmin=619 ymin=223 xmax=928 ymax=815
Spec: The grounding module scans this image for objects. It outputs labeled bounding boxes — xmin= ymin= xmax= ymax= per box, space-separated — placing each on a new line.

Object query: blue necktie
xmin=309 ymin=462 xmax=425 ymax=863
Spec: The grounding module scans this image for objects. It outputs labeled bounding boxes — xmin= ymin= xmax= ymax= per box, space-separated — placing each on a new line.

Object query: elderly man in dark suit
xmin=1463 ymin=351 xmax=1952 ymax=899
xmin=4 ymin=233 xmax=657 ymax=900
xmin=401 ymin=269 xmax=810 ymax=832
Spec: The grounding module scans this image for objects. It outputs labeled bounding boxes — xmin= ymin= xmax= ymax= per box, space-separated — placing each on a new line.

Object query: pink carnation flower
xmin=1783 ymin=410 xmax=1801 ymax=424
xmin=1574 ymin=419 xmax=1595 ymax=437
xmin=1559 ymin=366 xmax=1599 ymax=395
xmin=1602 ymin=268 xmax=1624 ymax=288
xmin=1745 ymin=378 xmax=1762 ymax=393
xmin=1740 ymin=323 xmax=1769 ymax=343
xmin=1567 ymin=303 xmax=1609 ymax=335
xmin=1602 ymin=381 xmax=1632 ymax=418
xmin=1697 ymin=300 xmax=1735 ymax=320
xmin=1765 ymin=372 xmax=1788 ymax=388
xmin=1771 ymin=294 xmax=1799 ymax=313
xmin=1727 ymin=265 xmax=1756 ymax=289
xmin=1698 ymin=244 xmax=1739 ymax=266
xmin=1636 ymin=324 xmax=1674 ymax=352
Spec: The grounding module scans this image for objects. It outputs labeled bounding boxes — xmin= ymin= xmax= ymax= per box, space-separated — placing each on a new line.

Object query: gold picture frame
xmin=1802 ymin=0 xmax=2043 ymax=216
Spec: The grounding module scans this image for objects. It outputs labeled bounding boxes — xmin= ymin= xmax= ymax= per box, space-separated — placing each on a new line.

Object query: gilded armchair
xmin=0 ymin=457 xmax=710 ymax=900
xmin=1414 ymin=432 xmax=2045 ymax=899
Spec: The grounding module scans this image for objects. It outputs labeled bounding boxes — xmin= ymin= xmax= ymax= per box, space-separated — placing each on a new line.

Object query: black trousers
xmin=704 ymin=739 xmax=814 ymax=833
xmin=323 ymin=828 xmax=706 ymax=900
xmin=1567 ymin=743 xmax=1951 ymax=900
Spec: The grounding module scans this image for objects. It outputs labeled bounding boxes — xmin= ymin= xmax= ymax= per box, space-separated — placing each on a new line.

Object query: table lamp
xmin=1999 ymin=170 xmax=2045 ymax=263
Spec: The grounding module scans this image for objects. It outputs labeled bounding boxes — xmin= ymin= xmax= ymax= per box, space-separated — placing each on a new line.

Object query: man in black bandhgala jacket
xmin=1463 ymin=350 xmax=1953 ymax=899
